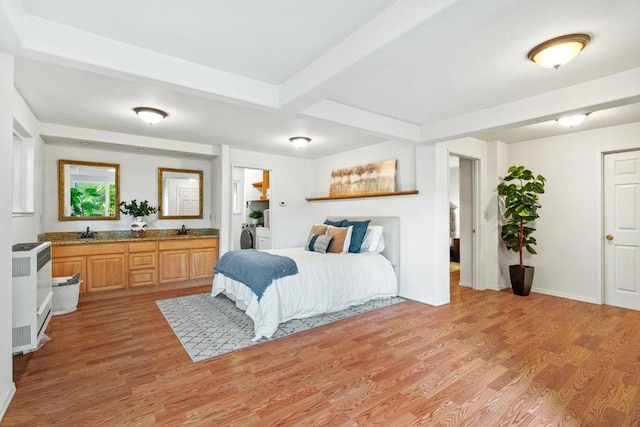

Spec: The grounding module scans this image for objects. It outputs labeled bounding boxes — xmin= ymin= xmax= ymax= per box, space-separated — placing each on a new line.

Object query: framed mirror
xmin=158 ymin=168 xmax=203 ymax=219
xmin=58 ymin=159 xmax=120 ymax=220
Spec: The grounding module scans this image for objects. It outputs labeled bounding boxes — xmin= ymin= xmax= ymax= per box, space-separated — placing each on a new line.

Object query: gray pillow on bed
xmin=305 ymin=234 xmax=333 ymax=253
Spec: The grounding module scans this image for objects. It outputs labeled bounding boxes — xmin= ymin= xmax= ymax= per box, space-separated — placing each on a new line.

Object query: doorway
xmin=231 ymin=166 xmax=271 ymax=250
xmin=449 ymin=154 xmax=477 ymax=289
xmin=603 ymin=150 xmax=640 ymax=310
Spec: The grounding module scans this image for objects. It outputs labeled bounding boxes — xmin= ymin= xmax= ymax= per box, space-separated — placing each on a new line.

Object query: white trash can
xmin=52 ymin=276 xmax=82 ymax=315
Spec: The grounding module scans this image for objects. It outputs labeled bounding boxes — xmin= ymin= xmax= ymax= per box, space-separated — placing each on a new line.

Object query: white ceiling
xmin=4 ymin=0 xmax=640 ymax=158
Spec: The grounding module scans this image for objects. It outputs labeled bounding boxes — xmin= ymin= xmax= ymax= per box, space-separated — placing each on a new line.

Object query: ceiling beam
xmin=38 ymin=123 xmax=219 ymax=157
xmin=20 ymin=15 xmax=279 ymax=110
xmin=301 ymin=100 xmax=421 ymax=142
xmin=0 ymin=0 xmax=23 ymax=53
xmin=279 ymin=0 xmax=459 ymax=113
xmin=421 ymin=66 xmax=640 ymax=143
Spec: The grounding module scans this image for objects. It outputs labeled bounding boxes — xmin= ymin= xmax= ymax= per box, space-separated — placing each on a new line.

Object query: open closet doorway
xmin=231 ymin=166 xmax=271 ymax=251
xmin=449 ymin=154 xmax=476 ymax=290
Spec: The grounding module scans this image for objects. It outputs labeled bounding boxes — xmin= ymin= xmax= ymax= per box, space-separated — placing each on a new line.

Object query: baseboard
xmin=0 ymin=382 xmax=16 ymax=422
xmin=532 ymin=287 xmax=598 ymax=305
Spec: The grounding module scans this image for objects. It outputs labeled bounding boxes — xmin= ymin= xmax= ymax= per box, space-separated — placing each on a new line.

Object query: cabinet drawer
xmin=129 ymin=269 xmax=157 ymax=287
xmin=129 ymin=241 xmax=156 ymax=253
xmin=53 ymin=243 xmax=126 ymax=257
xmin=129 ymin=252 xmax=156 ymax=269
xmin=158 ymin=238 xmax=218 ymax=251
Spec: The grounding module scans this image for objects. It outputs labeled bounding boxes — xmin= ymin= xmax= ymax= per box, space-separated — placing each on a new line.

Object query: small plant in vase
xmin=119 ymin=199 xmax=158 ymax=237
xmin=248 ymin=210 xmax=263 ymax=225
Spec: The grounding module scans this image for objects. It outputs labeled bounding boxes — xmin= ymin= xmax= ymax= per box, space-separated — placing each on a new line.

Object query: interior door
xmin=604 ymin=150 xmax=640 ymax=310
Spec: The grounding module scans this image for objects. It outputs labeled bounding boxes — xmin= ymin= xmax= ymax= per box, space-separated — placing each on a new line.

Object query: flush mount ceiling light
xmin=528 ymin=34 xmax=590 ymax=69
xmin=133 ymin=107 xmax=168 ymax=125
xmin=556 ymin=113 xmax=589 ymax=128
xmin=289 ymin=136 xmax=311 ymax=149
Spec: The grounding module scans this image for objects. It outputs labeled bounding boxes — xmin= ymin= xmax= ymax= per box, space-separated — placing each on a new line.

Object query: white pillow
xmin=360 ymin=225 xmax=384 ymax=252
xmin=373 ymin=234 xmax=385 ymax=253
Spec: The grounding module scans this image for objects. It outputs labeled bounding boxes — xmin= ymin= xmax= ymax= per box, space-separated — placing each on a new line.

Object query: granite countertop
xmin=39 ymin=228 xmax=219 ymax=245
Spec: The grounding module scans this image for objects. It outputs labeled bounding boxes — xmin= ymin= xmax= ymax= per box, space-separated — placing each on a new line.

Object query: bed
xmin=211 ymin=216 xmax=400 ymax=340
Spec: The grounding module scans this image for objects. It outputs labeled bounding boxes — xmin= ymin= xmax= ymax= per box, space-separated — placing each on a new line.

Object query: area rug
xmin=156 ymin=293 xmax=405 ymax=362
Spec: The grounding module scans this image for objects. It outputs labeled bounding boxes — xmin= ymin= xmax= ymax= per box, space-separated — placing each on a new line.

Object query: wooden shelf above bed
xmin=305 ymin=190 xmax=419 ymax=201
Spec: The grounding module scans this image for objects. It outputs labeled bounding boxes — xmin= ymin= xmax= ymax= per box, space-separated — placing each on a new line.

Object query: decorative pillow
xmin=307 ymin=224 xmax=328 ymax=242
xmin=343 ymin=220 xmax=370 ymax=253
xmin=324 ymin=219 xmax=347 ymax=227
xmin=325 ymin=225 xmax=353 ymax=253
xmin=305 ymin=234 xmax=333 ymax=253
xmin=373 ymin=234 xmax=386 ymax=253
xmin=360 ymin=225 xmax=384 ymax=252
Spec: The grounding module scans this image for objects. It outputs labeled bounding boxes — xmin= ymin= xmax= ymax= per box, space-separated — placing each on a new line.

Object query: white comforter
xmin=211 ymin=247 xmax=398 ymax=340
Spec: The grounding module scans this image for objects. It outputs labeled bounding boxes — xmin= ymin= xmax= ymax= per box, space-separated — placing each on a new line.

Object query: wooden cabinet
xmin=52 ymin=256 xmax=87 ymax=293
xmin=158 ymin=251 xmax=190 ymax=283
xmin=158 ymin=238 xmax=218 ymax=284
xmin=86 ymin=253 xmax=127 ymax=292
xmin=52 ymin=243 xmax=126 ymax=293
xmin=51 ymin=237 xmax=218 ymax=293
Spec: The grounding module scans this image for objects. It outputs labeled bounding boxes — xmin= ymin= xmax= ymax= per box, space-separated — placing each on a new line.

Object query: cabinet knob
xmin=605 ymin=234 xmax=614 ymax=241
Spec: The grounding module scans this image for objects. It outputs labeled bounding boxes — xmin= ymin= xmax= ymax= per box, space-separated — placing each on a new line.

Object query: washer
xmin=240 ymin=223 xmax=257 ymax=249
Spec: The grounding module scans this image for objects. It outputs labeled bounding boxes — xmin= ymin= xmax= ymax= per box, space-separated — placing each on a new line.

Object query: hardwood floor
xmin=5 ymin=274 xmax=640 ymax=426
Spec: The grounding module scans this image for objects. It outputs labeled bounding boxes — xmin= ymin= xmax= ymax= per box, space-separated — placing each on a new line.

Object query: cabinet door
xmin=158 ymin=250 xmax=189 ymax=283
xmin=86 ymin=254 xmax=127 ymax=292
xmin=52 ymin=257 xmax=87 ymax=293
xmin=190 ymin=249 xmax=217 ymax=279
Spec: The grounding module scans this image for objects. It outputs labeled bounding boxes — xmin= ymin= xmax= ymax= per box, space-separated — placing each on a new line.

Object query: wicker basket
xmin=52 ymin=277 xmax=82 ymax=316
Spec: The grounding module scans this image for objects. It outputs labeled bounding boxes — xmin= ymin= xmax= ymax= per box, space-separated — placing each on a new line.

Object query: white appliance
xmin=12 ymin=241 xmax=53 ymax=353
xmin=256 ymin=227 xmax=271 ymax=249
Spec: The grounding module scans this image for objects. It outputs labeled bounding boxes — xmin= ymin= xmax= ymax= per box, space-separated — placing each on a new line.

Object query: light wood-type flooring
xmin=5 ymin=271 xmax=640 ymax=426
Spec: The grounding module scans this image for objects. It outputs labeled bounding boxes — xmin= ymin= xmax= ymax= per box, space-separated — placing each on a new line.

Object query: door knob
xmin=605 ymin=234 xmax=614 ymax=241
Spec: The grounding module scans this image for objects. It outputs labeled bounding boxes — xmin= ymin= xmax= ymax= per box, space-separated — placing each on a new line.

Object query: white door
xmin=604 ymin=150 xmax=640 ymax=310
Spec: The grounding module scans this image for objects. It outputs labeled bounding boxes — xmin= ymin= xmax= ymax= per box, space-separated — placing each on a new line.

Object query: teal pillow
xmin=324 ymin=219 xmax=346 ymax=227
xmin=344 ymin=220 xmax=370 ymax=253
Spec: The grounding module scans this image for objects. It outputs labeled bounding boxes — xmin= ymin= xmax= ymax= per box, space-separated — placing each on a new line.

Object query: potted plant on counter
xmin=120 ymin=199 xmax=158 ymax=237
xmin=497 ymin=165 xmax=546 ymax=296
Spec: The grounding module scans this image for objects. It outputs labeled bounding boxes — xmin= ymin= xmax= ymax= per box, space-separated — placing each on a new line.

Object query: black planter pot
xmin=509 ymin=265 xmax=535 ymax=296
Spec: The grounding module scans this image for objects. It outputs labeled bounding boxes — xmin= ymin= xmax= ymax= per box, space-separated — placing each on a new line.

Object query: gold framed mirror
xmin=58 ymin=159 xmax=120 ymax=220
xmin=158 ymin=168 xmax=203 ymax=219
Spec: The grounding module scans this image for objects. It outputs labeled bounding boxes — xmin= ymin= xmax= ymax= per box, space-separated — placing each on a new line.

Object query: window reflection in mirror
xmin=58 ymin=159 xmax=120 ymax=220
xmin=158 ymin=168 xmax=203 ymax=219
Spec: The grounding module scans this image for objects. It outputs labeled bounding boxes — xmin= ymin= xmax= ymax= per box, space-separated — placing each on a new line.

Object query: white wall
xmin=0 ymin=53 xmax=16 ymax=422
xmin=44 ymin=144 xmax=213 ymax=232
xmin=506 ymin=121 xmax=640 ymax=303
xmin=308 ymin=140 xmax=448 ymax=304
xmin=11 ymin=89 xmax=45 ymax=244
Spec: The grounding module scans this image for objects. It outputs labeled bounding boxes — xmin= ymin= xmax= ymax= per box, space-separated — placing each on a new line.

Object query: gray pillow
xmin=305 ymin=234 xmax=333 ymax=253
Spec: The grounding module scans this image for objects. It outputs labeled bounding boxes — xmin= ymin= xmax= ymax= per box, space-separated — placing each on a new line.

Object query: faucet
xmin=177 ymin=224 xmax=188 ymax=235
xmin=79 ymin=226 xmax=95 ymax=238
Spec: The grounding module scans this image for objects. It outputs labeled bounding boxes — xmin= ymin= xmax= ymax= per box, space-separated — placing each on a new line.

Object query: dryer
xmin=240 ymin=224 xmax=257 ymax=249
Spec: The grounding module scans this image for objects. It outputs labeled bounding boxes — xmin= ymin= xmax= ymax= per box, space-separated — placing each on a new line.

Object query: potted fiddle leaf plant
xmin=497 ymin=166 xmax=546 ymax=296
